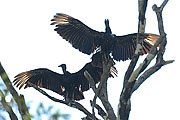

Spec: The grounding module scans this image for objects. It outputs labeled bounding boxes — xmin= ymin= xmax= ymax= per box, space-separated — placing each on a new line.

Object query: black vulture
xmin=51 ymin=13 xmax=160 ymax=61
xmin=13 ymin=53 xmax=117 ymax=101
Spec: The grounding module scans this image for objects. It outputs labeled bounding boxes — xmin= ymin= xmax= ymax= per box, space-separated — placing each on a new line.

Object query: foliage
xmin=35 ymin=102 xmax=70 ymax=120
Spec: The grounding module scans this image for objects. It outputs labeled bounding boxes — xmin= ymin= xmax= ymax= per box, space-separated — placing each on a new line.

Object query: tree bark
xmin=0 ymin=62 xmax=31 ymax=120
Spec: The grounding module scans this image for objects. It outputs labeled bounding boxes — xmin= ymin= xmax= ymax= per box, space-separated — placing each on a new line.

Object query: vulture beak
xmin=58 ymin=64 xmax=66 ymax=71
xmin=58 ymin=64 xmax=66 ymax=67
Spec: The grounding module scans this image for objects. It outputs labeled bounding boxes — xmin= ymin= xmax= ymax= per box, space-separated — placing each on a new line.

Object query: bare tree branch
xmin=118 ymin=0 xmax=148 ymax=120
xmin=123 ymin=0 xmax=148 ymax=84
xmin=153 ymin=0 xmax=169 ymax=35
xmin=84 ymin=71 xmax=98 ymax=119
xmin=84 ymin=53 xmax=116 ymax=120
xmin=26 ymin=82 xmax=98 ymax=120
xmin=138 ymin=0 xmax=148 ymax=32
xmin=90 ymin=100 xmax=107 ymax=119
xmin=97 ymin=54 xmax=116 ymax=120
xmin=1 ymin=1 xmax=172 ymax=120
xmin=132 ymin=60 xmax=174 ymax=92
xmin=0 ymin=89 xmax=18 ymax=120
xmin=0 ymin=62 xmax=31 ymax=120
xmin=118 ymin=1 xmax=173 ymax=120
xmin=131 ymin=0 xmax=173 ymax=93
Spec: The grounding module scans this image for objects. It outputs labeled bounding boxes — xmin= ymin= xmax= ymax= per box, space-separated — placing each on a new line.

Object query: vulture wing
xmin=51 ymin=13 xmax=104 ymax=55
xmin=73 ymin=59 xmax=118 ymax=92
xmin=70 ymin=63 xmax=101 ymax=92
xmin=112 ymin=33 xmax=159 ymax=61
xmin=91 ymin=52 xmax=118 ymax=77
xmin=14 ymin=68 xmax=64 ymax=95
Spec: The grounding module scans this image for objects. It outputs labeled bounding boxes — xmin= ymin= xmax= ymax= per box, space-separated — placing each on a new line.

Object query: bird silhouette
xmin=13 ymin=53 xmax=117 ymax=101
xmin=51 ymin=13 xmax=160 ymax=61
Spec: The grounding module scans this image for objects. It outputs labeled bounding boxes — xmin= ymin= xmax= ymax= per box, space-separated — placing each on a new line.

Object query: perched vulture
xmin=51 ymin=13 xmax=160 ymax=61
xmin=13 ymin=53 xmax=117 ymax=101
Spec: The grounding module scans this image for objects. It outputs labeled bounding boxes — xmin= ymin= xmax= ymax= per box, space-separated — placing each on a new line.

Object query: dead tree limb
xmin=118 ymin=0 xmax=148 ymax=120
xmin=117 ymin=0 xmax=173 ymax=120
xmin=84 ymin=53 xmax=116 ymax=120
xmin=132 ymin=0 xmax=173 ymax=93
xmin=90 ymin=100 xmax=107 ymax=119
xmin=97 ymin=54 xmax=116 ymax=120
xmin=26 ymin=82 xmax=98 ymax=120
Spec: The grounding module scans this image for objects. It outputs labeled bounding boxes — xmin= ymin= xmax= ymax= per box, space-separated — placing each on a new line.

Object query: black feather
xmin=51 ymin=13 xmax=159 ymax=61
xmin=13 ymin=54 xmax=117 ymax=101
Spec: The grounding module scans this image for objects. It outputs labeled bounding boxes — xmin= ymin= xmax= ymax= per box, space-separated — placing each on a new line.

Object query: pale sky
xmin=0 ymin=0 xmax=180 ymax=120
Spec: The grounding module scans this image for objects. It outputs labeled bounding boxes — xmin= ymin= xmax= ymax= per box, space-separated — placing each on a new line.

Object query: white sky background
xmin=0 ymin=0 xmax=180 ymax=119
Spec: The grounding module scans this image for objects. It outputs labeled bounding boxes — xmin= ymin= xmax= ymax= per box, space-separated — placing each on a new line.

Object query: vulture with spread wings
xmin=51 ymin=13 xmax=159 ymax=61
xmin=13 ymin=53 xmax=117 ymax=101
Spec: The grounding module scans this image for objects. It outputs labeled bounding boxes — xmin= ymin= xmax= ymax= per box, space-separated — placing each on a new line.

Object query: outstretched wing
xmin=112 ymin=33 xmax=160 ymax=61
xmin=13 ymin=68 xmax=64 ymax=94
xmin=51 ymin=13 xmax=104 ymax=54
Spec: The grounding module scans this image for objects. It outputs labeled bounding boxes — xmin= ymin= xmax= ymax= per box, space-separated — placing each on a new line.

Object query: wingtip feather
xmin=110 ymin=66 xmax=118 ymax=77
xmin=51 ymin=14 xmax=70 ymax=25
xmin=51 ymin=21 xmax=69 ymax=25
xmin=145 ymin=33 xmax=160 ymax=46
xmin=13 ymin=72 xmax=32 ymax=89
